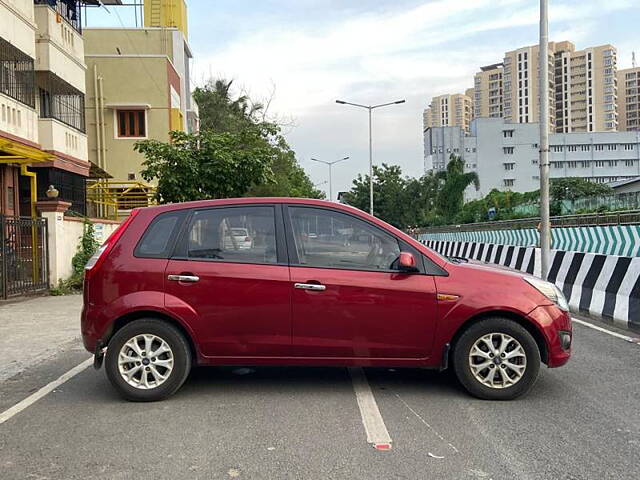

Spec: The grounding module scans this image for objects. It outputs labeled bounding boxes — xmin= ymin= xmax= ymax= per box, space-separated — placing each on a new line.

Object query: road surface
xmin=1 ymin=316 xmax=639 ymax=479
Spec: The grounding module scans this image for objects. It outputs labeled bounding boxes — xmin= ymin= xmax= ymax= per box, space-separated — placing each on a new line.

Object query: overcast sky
xmin=87 ymin=0 xmax=639 ymax=199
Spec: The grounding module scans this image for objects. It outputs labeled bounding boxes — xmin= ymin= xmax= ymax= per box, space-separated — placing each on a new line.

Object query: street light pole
xmin=310 ymin=156 xmax=350 ymax=201
xmin=368 ymin=108 xmax=373 ymax=216
xmin=336 ymin=98 xmax=405 ymax=216
xmin=539 ymin=0 xmax=551 ymax=279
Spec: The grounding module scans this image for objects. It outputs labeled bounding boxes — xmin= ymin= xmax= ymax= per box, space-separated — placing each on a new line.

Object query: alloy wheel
xmin=468 ymin=333 xmax=527 ymax=389
xmin=117 ymin=334 xmax=174 ymax=390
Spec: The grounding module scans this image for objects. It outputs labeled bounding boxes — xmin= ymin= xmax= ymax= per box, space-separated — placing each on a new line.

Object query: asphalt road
xmin=1 ymin=317 xmax=639 ymax=480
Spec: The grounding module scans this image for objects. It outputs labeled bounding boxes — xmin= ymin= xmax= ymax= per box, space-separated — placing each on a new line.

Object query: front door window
xmin=288 ymin=207 xmax=400 ymax=271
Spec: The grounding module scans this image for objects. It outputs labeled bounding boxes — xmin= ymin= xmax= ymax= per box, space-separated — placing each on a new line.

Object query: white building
xmin=424 ymin=118 xmax=640 ymax=201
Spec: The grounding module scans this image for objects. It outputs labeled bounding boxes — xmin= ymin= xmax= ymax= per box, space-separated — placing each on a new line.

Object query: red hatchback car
xmin=82 ymin=198 xmax=571 ymax=402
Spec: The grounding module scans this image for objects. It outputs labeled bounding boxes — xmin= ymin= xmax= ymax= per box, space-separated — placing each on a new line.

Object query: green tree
xmin=435 ymin=155 xmax=480 ymax=221
xmin=190 ymin=77 xmax=322 ymax=199
xmin=550 ymin=177 xmax=612 ymax=201
xmin=193 ymin=79 xmax=263 ymax=133
xmin=135 ymin=129 xmax=275 ymax=203
xmin=246 ymin=139 xmax=323 ymax=198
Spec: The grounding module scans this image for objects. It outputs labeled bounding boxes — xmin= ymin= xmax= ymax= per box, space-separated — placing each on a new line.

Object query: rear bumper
xmin=528 ymin=304 xmax=572 ymax=368
xmin=81 ymin=302 xmax=102 ymax=354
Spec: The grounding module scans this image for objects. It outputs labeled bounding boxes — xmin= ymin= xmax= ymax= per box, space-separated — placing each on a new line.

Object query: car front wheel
xmin=453 ymin=317 xmax=541 ymax=400
xmin=105 ymin=319 xmax=192 ymax=402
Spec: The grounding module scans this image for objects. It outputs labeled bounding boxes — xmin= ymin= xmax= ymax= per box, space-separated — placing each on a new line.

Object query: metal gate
xmin=0 ymin=216 xmax=49 ymax=299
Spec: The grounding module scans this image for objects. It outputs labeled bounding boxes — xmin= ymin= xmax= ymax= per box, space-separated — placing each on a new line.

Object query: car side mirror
xmin=397 ymin=252 xmax=419 ymax=273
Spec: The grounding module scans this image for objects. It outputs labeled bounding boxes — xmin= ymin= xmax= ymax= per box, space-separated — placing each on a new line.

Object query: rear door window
xmin=183 ymin=206 xmax=278 ymax=265
xmin=134 ymin=210 xmax=187 ymax=258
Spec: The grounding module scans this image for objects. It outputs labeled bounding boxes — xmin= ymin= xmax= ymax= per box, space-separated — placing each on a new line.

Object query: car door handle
xmin=167 ymin=274 xmax=200 ymax=283
xmin=294 ymin=283 xmax=326 ymax=291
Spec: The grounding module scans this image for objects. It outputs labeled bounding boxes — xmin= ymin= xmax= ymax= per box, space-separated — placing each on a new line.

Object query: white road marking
xmin=0 ymin=357 xmax=92 ymax=425
xmin=572 ymin=318 xmax=639 ymax=344
xmin=395 ymin=393 xmax=459 ymax=454
xmin=349 ymin=367 xmax=392 ymax=449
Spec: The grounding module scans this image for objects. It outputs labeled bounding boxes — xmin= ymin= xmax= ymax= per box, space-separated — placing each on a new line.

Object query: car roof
xmin=139 ymin=197 xmax=365 ymax=215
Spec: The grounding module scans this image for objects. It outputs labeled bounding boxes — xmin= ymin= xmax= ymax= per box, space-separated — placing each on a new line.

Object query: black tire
xmin=105 ymin=319 xmax=192 ymax=402
xmin=452 ymin=317 xmax=540 ymax=400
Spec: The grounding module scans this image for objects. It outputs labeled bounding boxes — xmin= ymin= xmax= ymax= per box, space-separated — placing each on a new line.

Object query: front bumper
xmin=528 ymin=304 xmax=572 ymax=368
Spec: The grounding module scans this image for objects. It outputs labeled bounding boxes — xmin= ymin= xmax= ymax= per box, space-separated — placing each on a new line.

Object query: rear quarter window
xmin=134 ymin=210 xmax=187 ymax=258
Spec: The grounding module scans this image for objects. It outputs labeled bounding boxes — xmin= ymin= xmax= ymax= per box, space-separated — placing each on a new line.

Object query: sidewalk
xmin=0 ymin=294 xmax=83 ymax=383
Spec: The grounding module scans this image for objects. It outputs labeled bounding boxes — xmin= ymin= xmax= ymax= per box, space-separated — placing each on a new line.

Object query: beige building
xmin=502 ymin=43 xmax=555 ymax=128
xmin=460 ymin=41 xmax=619 ymax=133
xmin=553 ymin=43 xmax=618 ymax=133
xmin=1 ymin=0 xmax=90 ymax=217
xmin=473 ymin=63 xmax=503 ymax=119
xmin=423 ymin=93 xmax=473 ymax=132
xmin=618 ymin=67 xmax=640 ymax=131
xmin=83 ymin=0 xmax=198 ymax=215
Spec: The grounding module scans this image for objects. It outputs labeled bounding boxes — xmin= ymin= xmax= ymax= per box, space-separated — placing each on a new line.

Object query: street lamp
xmin=336 ymin=98 xmax=405 ymax=215
xmin=310 ymin=156 xmax=350 ymax=201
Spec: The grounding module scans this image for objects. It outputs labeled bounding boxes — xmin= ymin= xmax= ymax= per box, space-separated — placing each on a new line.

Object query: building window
xmin=37 ymin=71 xmax=85 ymax=132
xmin=0 ymin=37 xmax=36 ymax=108
xmin=503 ymin=179 xmax=514 ymax=187
xmin=503 ymin=147 xmax=514 ymax=154
xmin=594 ymin=144 xmax=604 ymax=151
xmin=503 ymin=130 xmax=514 ymax=138
xmin=117 ymin=110 xmax=146 ymax=138
xmin=504 ymin=163 xmax=515 ymax=171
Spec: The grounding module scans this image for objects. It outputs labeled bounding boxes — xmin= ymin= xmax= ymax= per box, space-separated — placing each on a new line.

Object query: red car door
xmin=286 ymin=205 xmax=438 ymax=359
xmin=164 ymin=205 xmax=291 ymax=358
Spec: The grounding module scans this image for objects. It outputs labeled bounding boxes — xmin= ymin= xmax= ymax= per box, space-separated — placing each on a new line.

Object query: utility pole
xmin=310 ymin=157 xmax=350 ymax=201
xmin=539 ymin=0 xmax=551 ymax=279
xmin=336 ymin=99 xmax=405 ymax=216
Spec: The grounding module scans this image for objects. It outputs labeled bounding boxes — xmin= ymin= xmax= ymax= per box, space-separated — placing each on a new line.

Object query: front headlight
xmin=524 ymin=277 xmax=570 ymax=312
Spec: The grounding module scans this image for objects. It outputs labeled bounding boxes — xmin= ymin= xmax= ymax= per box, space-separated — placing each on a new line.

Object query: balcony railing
xmin=0 ymin=37 xmax=36 ymax=108
xmin=34 ymin=0 xmax=82 ymax=33
xmin=37 ymin=71 xmax=85 ymax=132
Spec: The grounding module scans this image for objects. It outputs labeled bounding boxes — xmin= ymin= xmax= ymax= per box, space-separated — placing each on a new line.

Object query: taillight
xmin=85 ymin=209 xmax=140 ymax=280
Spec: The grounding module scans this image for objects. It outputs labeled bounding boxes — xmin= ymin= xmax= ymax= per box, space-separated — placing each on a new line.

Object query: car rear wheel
xmin=105 ymin=319 xmax=192 ymax=402
xmin=453 ymin=317 xmax=540 ymax=400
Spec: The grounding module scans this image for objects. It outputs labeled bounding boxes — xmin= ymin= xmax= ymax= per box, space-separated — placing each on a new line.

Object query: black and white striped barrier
xmin=422 ymin=240 xmax=640 ymax=333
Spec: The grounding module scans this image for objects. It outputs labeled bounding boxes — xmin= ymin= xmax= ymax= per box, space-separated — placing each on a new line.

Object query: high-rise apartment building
xmin=502 ymin=43 xmax=556 ymax=129
xmin=473 ymin=63 xmax=503 ymax=119
xmin=423 ymin=93 xmax=473 ymax=132
xmin=553 ymin=43 xmax=618 ymax=133
xmin=429 ymin=41 xmax=619 ymax=136
xmin=618 ymin=67 xmax=640 ymax=132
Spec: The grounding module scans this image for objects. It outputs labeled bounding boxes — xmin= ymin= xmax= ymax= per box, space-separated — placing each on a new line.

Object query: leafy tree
xmin=191 ymin=78 xmax=322 ymax=199
xmin=343 ymin=164 xmax=409 ymax=227
xmin=550 ymin=177 xmax=612 ymax=201
xmin=246 ymin=139 xmax=324 ymax=198
xmin=135 ymin=129 xmax=275 ymax=203
xmin=435 ymin=155 xmax=479 ymax=220
xmin=193 ymin=79 xmax=263 ymax=133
